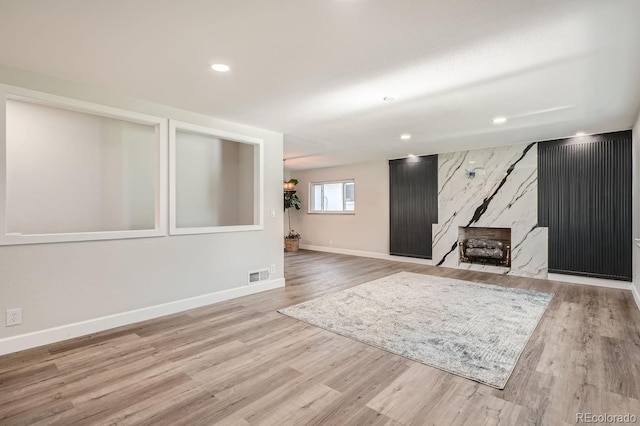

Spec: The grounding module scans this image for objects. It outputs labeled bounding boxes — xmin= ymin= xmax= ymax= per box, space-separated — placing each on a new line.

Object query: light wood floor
xmin=1 ymin=250 xmax=639 ymax=425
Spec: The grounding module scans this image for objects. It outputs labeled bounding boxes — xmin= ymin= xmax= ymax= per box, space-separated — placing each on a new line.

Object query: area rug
xmin=278 ymin=271 xmax=553 ymax=388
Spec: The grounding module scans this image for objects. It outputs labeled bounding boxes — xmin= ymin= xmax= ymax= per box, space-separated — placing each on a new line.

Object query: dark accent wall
xmin=538 ymin=130 xmax=632 ymax=281
xmin=389 ymin=155 xmax=438 ymax=259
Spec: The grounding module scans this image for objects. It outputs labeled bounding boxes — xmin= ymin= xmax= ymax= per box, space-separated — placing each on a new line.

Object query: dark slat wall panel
xmin=389 ymin=155 xmax=438 ymax=259
xmin=538 ymin=130 xmax=632 ymax=281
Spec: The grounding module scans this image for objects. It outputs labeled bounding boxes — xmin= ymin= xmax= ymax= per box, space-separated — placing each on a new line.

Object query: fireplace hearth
xmin=458 ymin=227 xmax=511 ymax=267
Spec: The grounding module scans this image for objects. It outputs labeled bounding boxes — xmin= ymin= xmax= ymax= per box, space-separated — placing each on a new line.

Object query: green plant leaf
xmin=284 ymin=181 xmax=302 ymax=211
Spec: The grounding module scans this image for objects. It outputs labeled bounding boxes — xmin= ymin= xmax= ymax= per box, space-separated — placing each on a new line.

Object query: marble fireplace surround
xmin=432 ymin=142 xmax=548 ymax=279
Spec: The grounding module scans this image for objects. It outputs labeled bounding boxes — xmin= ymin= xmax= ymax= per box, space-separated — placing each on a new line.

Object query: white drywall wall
xmin=632 ymin=111 xmax=640 ymax=306
xmin=6 ymin=99 xmax=157 ymax=234
xmin=0 ymin=66 xmax=284 ymax=342
xmin=175 ymin=133 xmax=256 ymax=228
xmin=288 ymin=160 xmax=389 ymax=253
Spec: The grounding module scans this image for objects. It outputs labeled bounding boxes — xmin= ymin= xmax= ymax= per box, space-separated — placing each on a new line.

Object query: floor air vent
xmin=248 ymin=269 xmax=270 ymax=284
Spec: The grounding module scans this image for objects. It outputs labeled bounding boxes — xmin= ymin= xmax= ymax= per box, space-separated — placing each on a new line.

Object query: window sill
xmin=307 ymin=212 xmax=355 ymax=215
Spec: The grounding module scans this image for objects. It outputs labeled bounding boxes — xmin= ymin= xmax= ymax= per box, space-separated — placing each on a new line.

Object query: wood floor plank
xmin=0 ymin=249 xmax=639 ymax=425
xmin=53 ymin=373 xmax=193 ymax=426
xmin=179 ymin=367 xmax=304 ymax=425
xmin=245 ymin=384 xmax=342 ymax=426
xmin=366 ymin=363 xmax=456 ymax=421
xmin=307 ymin=355 xmax=410 ymax=425
xmin=102 ymin=380 xmax=214 ymax=426
xmin=224 ymin=345 xmax=386 ymax=424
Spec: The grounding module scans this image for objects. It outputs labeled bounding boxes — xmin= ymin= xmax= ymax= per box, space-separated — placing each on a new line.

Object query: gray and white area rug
xmin=278 ymin=271 xmax=553 ymax=388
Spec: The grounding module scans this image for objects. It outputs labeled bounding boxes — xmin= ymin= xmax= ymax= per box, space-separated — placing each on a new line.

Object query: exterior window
xmin=309 ymin=180 xmax=355 ymax=213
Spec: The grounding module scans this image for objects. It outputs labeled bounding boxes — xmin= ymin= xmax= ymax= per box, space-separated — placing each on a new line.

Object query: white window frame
xmin=169 ymin=120 xmax=264 ymax=235
xmin=0 ymin=84 xmax=168 ymax=246
xmin=308 ymin=179 xmax=355 ymax=214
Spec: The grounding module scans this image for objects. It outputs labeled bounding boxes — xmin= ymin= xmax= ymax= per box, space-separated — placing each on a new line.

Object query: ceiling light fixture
xmin=400 ymin=134 xmax=411 ymax=140
xmin=575 ymin=131 xmax=586 ymax=136
xmin=211 ymin=63 xmax=230 ymax=72
xmin=493 ymin=117 xmax=507 ymax=124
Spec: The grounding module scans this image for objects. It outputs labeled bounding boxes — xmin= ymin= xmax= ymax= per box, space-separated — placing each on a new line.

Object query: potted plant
xmin=284 ymin=179 xmax=301 ymax=252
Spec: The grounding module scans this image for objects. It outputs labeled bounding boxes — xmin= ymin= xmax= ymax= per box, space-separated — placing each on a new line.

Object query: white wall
xmin=237 ymin=142 xmax=259 ymax=226
xmin=0 ymin=66 xmax=284 ymax=343
xmin=288 ymin=160 xmax=389 ymax=254
xmin=6 ymin=99 xmax=157 ymax=234
xmin=632 ymin=111 xmax=640 ymax=305
xmin=175 ymin=133 xmax=256 ymax=228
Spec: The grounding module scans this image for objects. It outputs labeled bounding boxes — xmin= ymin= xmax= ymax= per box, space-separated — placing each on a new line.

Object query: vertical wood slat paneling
xmin=389 ymin=155 xmax=438 ymax=259
xmin=538 ymin=130 xmax=632 ymax=281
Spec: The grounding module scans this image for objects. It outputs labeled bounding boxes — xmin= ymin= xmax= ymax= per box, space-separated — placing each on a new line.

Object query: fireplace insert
xmin=458 ymin=227 xmax=511 ymax=268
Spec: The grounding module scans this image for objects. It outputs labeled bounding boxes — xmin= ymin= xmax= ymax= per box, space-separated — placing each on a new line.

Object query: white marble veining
xmin=432 ymin=143 xmax=548 ymax=278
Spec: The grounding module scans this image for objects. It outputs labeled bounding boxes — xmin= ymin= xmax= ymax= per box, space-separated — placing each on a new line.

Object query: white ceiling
xmin=1 ymin=0 xmax=639 ymax=170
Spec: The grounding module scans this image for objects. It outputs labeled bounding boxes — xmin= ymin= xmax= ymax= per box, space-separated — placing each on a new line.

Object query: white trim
xmin=1 ymin=229 xmax=167 ymax=245
xmin=0 ymin=84 xmax=168 ymax=245
xmin=170 ymin=224 xmax=264 ymax=235
xmin=299 ymin=244 xmax=434 ymax=266
xmin=169 ymin=120 xmax=264 ymax=236
xmin=0 ymin=278 xmax=284 ymax=356
xmin=631 ymin=284 xmax=640 ymax=311
xmin=4 ymin=89 xmax=166 ymax=126
xmin=306 ymin=212 xmax=356 ymax=215
xmin=547 ymin=273 xmax=632 ymax=290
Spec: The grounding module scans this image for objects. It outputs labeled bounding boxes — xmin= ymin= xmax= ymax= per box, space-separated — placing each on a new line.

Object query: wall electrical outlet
xmin=6 ymin=308 xmax=22 ymax=327
xmin=270 ymin=264 xmax=276 ymax=274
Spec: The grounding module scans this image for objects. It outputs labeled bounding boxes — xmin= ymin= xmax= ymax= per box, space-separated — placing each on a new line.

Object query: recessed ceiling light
xmin=469 ymin=160 xmax=476 ymax=164
xmin=575 ymin=131 xmax=586 ymax=136
xmin=400 ymin=134 xmax=411 ymax=140
xmin=493 ymin=117 xmax=507 ymax=124
xmin=383 ymin=96 xmax=396 ymax=102
xmin=211 ymin=64 xmax=230 ymax=72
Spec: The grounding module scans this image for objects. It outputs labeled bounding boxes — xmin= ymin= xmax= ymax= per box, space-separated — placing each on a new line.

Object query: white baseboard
xmin=299 ymin=244 xmax=433 ymax=266
xmin=547 ymin=273 xmax=631 ymax=290
xmin=0 ymin=278 xmax=285 ymax=356
xmin=301 ymin=246 xmax=637 ymax=301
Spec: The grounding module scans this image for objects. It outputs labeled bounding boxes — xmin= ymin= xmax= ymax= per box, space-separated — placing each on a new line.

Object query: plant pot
xmin=284 ymin=238 xmax=300 ymax=253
